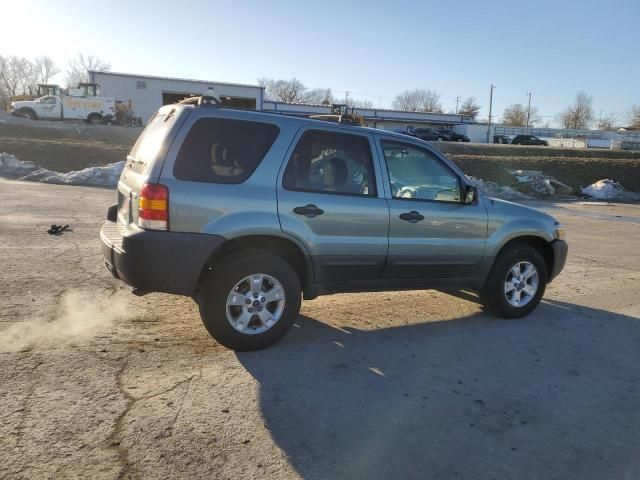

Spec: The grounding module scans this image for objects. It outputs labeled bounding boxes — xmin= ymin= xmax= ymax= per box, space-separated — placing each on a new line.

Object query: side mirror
xmin=463 ymin=185 xmax=478 ymax=204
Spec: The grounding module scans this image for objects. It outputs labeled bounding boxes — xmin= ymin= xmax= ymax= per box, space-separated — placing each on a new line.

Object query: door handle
xmin=399 ymin=210 xmax=424 ymax=223
xmin=293 ymin=204 xmax=324 ymax=218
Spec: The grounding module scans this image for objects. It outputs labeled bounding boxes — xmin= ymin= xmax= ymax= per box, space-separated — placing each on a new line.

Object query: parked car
xmin=511 ymin=135 xmax=548 ymax=146
xmin=437 ymin=128 xmax=470 ymax=142
xmin=409 ymin=127 xmax=451 ymax=142
xmin=493 ymin=134 xmax=512 ymax=144
xmin=100 ymin=98 xmax=568 ymax=350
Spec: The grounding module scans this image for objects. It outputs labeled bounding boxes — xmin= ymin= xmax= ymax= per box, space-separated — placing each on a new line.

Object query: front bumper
xmin=100 ymin=219 xmax=225 ymax=296
xmin=549 ymin=239 xmax=568 ymax=281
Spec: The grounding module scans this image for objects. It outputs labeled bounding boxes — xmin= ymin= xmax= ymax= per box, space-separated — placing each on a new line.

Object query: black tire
xmin=481 ymin=245 xmax=547 ymax=319
xmin=87 ymin=113 xmax=102 ymax=125
xmin=198 ymin=250 xmax=301 ymax=351
xmin=22 ymin=109 xmax=37 ymax=120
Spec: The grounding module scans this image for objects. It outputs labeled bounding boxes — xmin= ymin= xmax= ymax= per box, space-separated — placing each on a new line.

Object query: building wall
xmin=90 ymin=71 xmax=264 ymax=122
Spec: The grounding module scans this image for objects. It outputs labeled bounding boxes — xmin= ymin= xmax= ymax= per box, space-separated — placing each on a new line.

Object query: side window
xmin=173 ymin=118 xmax=279 ymax=184
xmin=283 ymin=130 xmax=377 ymax=197
xmin=381 ymin=140 xmax=461 ymax=202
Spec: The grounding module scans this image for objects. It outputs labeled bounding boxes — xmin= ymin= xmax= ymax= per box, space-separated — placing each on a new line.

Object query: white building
xmin=89 ymin=70 xmax=484 ymax=137
xmin=261 ymin=101 xmax=473 ymax=133
xmin=89 ymin=71 xmax=264 ymax=122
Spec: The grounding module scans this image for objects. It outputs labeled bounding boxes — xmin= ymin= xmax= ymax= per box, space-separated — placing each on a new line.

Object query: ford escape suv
xmin=100 ymin=98 xmax=567 ymax=351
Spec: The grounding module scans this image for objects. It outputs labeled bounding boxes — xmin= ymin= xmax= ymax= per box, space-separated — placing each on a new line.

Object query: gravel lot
xmin=1 ymin=179 xmax=639 ymax=479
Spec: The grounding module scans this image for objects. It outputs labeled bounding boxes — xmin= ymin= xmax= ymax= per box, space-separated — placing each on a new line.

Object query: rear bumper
xmin=100 ymin=220 xmax=225 ymax=296
xmin=549 ymin=239 xmax=568 ymax=281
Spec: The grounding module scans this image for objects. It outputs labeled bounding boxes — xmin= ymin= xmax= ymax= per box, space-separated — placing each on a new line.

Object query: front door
xmin=38 ymin=96 xmax=59 ymax=119
xmin=277 ymin=128 xmax=389 ymax=283
xmin=379 ymin=139 xmax=488 ymax=280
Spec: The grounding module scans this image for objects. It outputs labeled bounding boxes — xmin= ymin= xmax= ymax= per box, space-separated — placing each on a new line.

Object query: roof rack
xmin=308 ymin=113 xmax=364 ymax=126
xmin=177 ymin=95 xmax=220 ymax=106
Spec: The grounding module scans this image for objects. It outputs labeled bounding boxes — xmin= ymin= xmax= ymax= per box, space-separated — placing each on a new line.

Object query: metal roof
xmin=88 ymin=70 xmax=264 ymax=90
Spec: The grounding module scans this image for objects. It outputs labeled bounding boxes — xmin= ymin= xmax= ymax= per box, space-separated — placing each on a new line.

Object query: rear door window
xmin=282 ymin=130 xmax=377 ymax=197
xmin=173 ymin=117 xmax=279 ymax=184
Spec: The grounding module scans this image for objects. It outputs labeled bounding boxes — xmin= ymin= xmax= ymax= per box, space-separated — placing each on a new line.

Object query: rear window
xmin=173 ymin=117 xmax=279 ymax=184
xmin=128 ymin=111 xmax=174 ymax=173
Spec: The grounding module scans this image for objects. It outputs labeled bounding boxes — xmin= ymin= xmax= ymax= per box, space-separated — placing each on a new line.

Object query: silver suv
xmin=100 ymin=99 xmax=567 ymax=351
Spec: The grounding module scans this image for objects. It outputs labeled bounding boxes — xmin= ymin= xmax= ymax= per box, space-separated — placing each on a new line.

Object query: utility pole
xmin=455 ymin=96 xmax=460 ymax=114
xmin=526 ymin=92 xmax=532 ymax=133
xmin=486 ymin=84 xmax=495 ymax=143
xmin=345 ymin=90 xmax=349 ymax=106
xmin=598 ymin=108 xmax=603 ymax=130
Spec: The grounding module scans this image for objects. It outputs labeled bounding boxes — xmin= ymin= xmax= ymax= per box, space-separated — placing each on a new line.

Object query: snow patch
xmin=0 ymin=152 xmax=38 ymax=177
xmin=1 ymin=152 xmax=123 ymax=187
xmin=468 ymin=176 xmax=531 ymax=201
xmin=581 ymin=179 xmax=640 ymax=201
xmin=510 ymin=170 xmax=573 ymax=196
xmin=21 ymin=161 xmax=124 ymax=188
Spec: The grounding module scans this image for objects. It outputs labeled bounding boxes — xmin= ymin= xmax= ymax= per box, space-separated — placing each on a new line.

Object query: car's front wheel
xmin=198 ymin=250 xmax=301 ymax=351
xmin=482 ymin=245 xmax=547 ymax=318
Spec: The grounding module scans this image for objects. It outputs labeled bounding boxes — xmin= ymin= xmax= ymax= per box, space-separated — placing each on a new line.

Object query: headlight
xmin=554 ymin=222 xmax=566 ymax=240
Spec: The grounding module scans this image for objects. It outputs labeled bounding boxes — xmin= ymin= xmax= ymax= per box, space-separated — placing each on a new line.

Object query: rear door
xmin=277 ymin=128 xmax=389 ymax=282
xmin=377 ymin=137 xmax=488 ymax=280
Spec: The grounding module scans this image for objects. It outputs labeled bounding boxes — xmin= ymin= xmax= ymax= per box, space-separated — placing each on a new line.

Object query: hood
xmin=11 ymin=100 xmax=36 ymax=108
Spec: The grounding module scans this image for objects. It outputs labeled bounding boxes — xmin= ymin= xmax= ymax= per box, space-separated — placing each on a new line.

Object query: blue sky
xmin=5 ymin=0 xmax=639 ymax=125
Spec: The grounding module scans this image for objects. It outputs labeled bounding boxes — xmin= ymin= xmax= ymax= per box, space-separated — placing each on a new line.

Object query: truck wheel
xmin=22 ymin=109 xmax=37 ymax=120
xmin=481 ymin=245 xmax=547 ymax=319
xmin=198 ymin=250 xmax=301 ymax=351
xmin=87 ymin=113 xmax=102 ymax=125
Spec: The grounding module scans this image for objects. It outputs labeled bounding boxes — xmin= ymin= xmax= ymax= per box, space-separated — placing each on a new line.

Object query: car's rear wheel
xmin=482 ymin=245 xmax=547 ymax=318
xmin=198 ymin=250 xmax=301 ymax=351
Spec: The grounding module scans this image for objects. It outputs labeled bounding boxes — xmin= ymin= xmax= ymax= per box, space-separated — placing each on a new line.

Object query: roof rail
xmin=177 ymin=95 xmax=220 ymax=106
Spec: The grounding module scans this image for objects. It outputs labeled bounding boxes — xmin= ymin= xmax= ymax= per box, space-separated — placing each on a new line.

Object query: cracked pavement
xmin=1 ymin=179 xmax=639 ymax=479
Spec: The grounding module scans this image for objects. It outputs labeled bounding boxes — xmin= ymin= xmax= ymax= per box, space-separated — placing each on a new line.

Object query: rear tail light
xmin=138 ymin=183 xmax=169 ymax=230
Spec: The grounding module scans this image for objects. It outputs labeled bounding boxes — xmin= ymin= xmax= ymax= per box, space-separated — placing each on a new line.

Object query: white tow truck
xmin=10 ymin=83 xmax=116 ymax=125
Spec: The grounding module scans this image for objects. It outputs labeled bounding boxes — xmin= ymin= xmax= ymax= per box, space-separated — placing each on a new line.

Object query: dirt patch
xmin=449 ymin=155 xmax=640 ymax=193
xmin=0 ymin=111 xmax=139 ymax=172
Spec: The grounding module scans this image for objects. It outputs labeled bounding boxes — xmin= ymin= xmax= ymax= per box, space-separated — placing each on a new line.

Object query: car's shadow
xmin=237 ymin=299 xmax=640 ymax=480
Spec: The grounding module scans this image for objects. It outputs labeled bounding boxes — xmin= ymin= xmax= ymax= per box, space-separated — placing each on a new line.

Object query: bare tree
xmin=558 ymin=91 xmax=594 ymax=129
xmin=627 ymin=105 xmax=640 ymax=129
xmin=597 ymin=112 xmax=617 ymax=130
xmin=502 ymin=104 xmax=527 ymax=126
xmin=65 ymin=53 xmax=111 ymax=87
xmin=458 ymin=97 xmax=481 ymax=120
xmin=502 ymin=103 xmax=540 ymax=126
xmin=258 ymin=77 xmax=308 ymax=103
xmin=346 ymin=98 xmax=374 ymax=109
xmin=33 ymin=56 xmax=60 ymax=85
xmin=0 ymin=55 xmax=32 ymax=96
xmin=302 ymin=87 xmax=333 ymax=105
xmin=392 ymin=89 xmax=443 ymax=113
